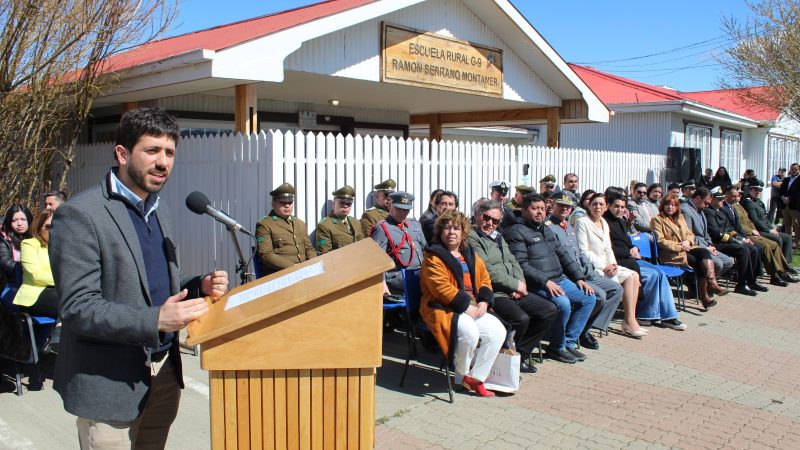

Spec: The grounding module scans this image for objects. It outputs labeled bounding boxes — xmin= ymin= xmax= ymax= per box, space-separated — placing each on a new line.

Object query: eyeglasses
xmin=482 ymin=214 xmax=501 ymax=225
xmin=635 ymin=190 xmax=647 ymax=195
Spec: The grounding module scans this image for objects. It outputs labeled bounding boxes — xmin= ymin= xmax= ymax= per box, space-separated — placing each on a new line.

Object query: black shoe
xmin=751 ymin=282 xmax=769 ymax=292
xmin=545 ymin=347 xmax=577 ymax=364
xmin=770 ymin=276 xmax=789 ymax=287
xmin=781 ymin=272 xmax=800 ymax=283
xmin=579 ymin=332 xmax=599 ymax=350
xmin=567 ymin=347 xmax=587 ymax=361
xmin=520 ymin=358 xmax=538 ymax=374
xmin=786 ymin=266 xmax=799 ymax=275
xmin=734 ymin=284 xmax=757 ymax=296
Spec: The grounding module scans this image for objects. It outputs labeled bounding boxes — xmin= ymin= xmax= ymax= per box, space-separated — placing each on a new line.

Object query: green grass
xmin=794 ymin=248 xmax=799 ymax=267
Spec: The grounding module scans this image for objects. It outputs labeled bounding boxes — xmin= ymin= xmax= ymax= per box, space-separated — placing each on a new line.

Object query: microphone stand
xmin=227 ymin=225 xmax=253 ymax=286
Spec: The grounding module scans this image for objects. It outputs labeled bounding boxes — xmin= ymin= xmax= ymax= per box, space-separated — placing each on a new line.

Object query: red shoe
xmin=461 ymin=376 xmax=495 ymax=397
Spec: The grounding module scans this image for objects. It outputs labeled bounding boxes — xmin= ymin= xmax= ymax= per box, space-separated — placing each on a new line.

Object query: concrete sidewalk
xmin=2 ymin=280 xmax=800 ymax=449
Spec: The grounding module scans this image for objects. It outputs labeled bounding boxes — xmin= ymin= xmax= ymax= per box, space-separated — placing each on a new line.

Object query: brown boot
xmin=697 ymin=277 xmax=717 ymax=310
xmin=703 ymin=259 xmax=729 ymax=297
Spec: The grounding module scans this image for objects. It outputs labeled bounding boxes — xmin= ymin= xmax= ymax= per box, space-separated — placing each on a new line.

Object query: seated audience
xmin=420 ymin=189 xmax=444 ymax=224
xmin=705 ymin=187 xmax=765 ymax=296
xmin=630 ymin=182 xmax=655 ymax=233
xmin=710 ymin=166 xmax=733 ymax=190
xmin=679 ymin=180 xmax=696 ymax=203
xmin=315 ymin=185 xmax=364 ymax=255
xmin=0 ymin=205 xmax=33 ymax=287
xmin=741 ymin=181 xmax=798 ymax=274
xmin=729 ymin=187 xmax=798 ymax=285
xmin=504 ymin=194 xmax=596 ymax=364
xmin=699 ymin=168 xmax=714 ymax=188
xmin=549 ymin=193 xmax=625 ymax=344
xmin=681 ymin=187 xmax=735 ymax=295
xmin=508 ymin=185 xmax=534 ymax=212
xmin=667 ymin=182 xmax=681 ymax=197
xmin=469 ymin=199 xmax=557 ymax=373
xmin=539 ymin=175 xmax=556 ymax=195
xmin=360 ymin=179 xmax=396 ymax=235
xmin=14 ymin=210 xmax=59 ymax=318
xmin=255 ymin=183 xmax=316 ymax=276
xmin=651 ymin=194 xmax=728 ymax=310
xmin=559 ymin=173 xmax=580 ymax=205
xmin=738 ymin=169 xmax=757 ymax=195
xmin=604 ymin=192 xmax=686 ymax=330
xmin=419 ymin=210 xmax=505 ymax=397
xmin=574 ymin=193 xmax=645 ymax=337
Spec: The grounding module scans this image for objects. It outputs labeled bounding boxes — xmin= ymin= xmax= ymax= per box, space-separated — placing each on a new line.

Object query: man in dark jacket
xmin=780 ymin=163 xmax=800 ymax=247
xmin=704 ymin=187 xmax=764 ymax=296
xmin=503 ymin=194 xmax=596 ymax=364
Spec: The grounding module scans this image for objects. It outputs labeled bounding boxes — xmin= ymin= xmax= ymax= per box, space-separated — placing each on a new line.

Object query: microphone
xmin=186 ymin=191 xmax=254 ymax=236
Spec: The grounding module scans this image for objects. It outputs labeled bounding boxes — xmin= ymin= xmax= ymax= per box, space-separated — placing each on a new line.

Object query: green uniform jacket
xmin=741 ymin=197 xmax=773 ymax=233
xmin=360 ymin=207 xmax=388 ymax=236
xmin=315 ymin=213 xmax=364 ymax=255
xmin=467 ymin=229 xmax=522 ymax=295
xmin=255 ymin=211 xmax=316 ymax=276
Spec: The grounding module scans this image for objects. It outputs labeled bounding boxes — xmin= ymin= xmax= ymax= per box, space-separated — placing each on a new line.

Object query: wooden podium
xmin=187 ymin=239 xmax=394 ymax=450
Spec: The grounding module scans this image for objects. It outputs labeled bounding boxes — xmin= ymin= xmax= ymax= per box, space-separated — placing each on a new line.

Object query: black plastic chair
xmin=397 ymin=268 xmax=454 ymax=403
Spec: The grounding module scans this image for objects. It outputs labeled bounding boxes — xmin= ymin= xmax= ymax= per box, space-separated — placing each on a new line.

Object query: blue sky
xmin=169 ymin=0 xmax=755 ymax=92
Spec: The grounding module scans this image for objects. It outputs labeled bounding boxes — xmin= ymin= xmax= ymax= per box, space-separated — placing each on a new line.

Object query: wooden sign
xmin=381 ymin=23 xmax=503 ymax=97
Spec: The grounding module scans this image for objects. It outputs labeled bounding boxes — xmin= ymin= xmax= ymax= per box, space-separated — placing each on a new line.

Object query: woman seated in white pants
xmin=420 ymin=210 xmax=506 ymax=397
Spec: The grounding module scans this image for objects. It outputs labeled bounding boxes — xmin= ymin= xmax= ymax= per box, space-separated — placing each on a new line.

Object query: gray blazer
xmin=680 ymin=201 xmax=712 ymax=248
xmin=50 ymin=172 xmax=201 ymax=422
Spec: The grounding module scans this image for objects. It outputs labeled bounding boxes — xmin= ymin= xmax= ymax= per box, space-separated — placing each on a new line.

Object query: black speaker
xmin=666 ymin=147 xmax=701 ymax=184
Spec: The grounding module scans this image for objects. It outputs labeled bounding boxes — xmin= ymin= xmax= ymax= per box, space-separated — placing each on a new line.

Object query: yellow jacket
xmin=13 ymin=238 xmax=54 ymax=307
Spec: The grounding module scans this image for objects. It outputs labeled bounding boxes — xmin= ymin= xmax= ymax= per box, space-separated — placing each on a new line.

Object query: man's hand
xmin=770 ymin=228 xmax=779 ymax=236
xmin=545 ymin=280 xmax=565 ymax=297
xmin=784 ymin=197 xmax=790 ymax=205
xmin=752 ymin=230 xmax=760 ymax=237
xmin=680 ymin=240 xmax=692 ymax=252
xmin=603 ymin=264 xmax=617 ymax=277
xmin=201 ymin=270 xmax=229 ymax=299
xmin=158 ymin=289 xmax=209 ymax=332
xmin=577 ymin=280 xmax=595 ymax=295
xmin=383 ymin=281 xmax=391 ymax=296
xmin=744 ymin=238 xmax=754 ymax=245
xmin=630 ymin=247 xmax=641 ymax=259
xmin=515 ymin=280 xmax=528 ymax=296
xmin=709 ymin=246 xmax=718 ymax=256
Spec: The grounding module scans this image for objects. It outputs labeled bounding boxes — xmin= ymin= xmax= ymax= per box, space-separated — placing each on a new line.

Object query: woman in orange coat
xmin=651 ymin=194 xmax=728 ymax=309
xmin=420 ymin=210 xmax=506 ymax=397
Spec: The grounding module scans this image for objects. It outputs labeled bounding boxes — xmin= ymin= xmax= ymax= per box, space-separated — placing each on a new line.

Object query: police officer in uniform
xmin=539 ymin=175 xmax=556 ymax=195
xmin=360 ymin=178 xmax=396 ymax=236
xmin=316 ymin=185 xmax=364 ymax=255
xmin=371 ymin=191 xmax=426 ymax=295
xmin=508 ymin=184 xmax=534 ymax=212
xmin=255 ymin=183 xmax=316 ymax=277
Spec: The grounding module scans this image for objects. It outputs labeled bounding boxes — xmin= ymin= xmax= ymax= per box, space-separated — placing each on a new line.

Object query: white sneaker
xmin=662 ymin=319 xmax=687 ymax=331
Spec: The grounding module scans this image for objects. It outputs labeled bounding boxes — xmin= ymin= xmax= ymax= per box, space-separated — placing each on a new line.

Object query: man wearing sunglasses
xmin=255 ymin=182 xmax=316 ymax=277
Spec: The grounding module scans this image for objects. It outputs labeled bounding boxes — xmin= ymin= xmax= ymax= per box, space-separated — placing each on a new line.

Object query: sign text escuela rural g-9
xmin=381 ymin=23 xmax=503 ymax=97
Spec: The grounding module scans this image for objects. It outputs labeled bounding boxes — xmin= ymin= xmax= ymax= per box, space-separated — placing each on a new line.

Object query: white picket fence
xmin=68 ymin=130 xmax=666 ymax=280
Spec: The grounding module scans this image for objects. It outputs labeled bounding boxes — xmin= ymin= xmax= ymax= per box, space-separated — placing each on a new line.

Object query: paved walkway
xmin=2 ymin=278 xmax=799 ymax=449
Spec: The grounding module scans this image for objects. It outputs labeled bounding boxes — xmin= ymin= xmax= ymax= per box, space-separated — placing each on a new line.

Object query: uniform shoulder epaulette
xmin=319 ymin=217 xmax=329 ymax=224
xmin=544 ymin=220 xmax=552 ymax=226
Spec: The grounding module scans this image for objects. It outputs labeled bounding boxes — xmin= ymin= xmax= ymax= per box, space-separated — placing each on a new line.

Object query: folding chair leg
xmin=445 ymin=363 xmax=454 ymax=404
xmin=537 ymin=342 xmax=544 ymax=363
xmin=14 ymin=364 xmax=23 ymax=396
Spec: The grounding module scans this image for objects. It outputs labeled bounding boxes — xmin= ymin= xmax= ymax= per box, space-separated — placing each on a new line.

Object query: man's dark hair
xmin=563 ymin=173 xmax=578 ymax=183
xmin=435 ymin=190 xmax=459 ymax=208
xmin=475 ymin=199 xmax=503 ymax=216
xmin=604 ymin=186 xmax=625 ymax=197
xmin=541 ymin=191 xmax=553 ymax=200
xmin=605 ymin=192 xmax=626 ymax=206
xmin=44 ymin=190 xmax=68 ymax=203
xmin=692 ymin=187 xmax=710 ymax=199
xmin=646 ymin=183 xmax=662 ymax=194
xmin=522 ymin=193 xmax=545 ymax=209
xmin=667 ymin=182 xmax=681 ymax=191
xmin=633 ymin=182 xmax=647 ymax=191
xmin=723 ymin=185 xmax=738 ymax=195
xmin=115 ymin=108 xmax=179 ymax=159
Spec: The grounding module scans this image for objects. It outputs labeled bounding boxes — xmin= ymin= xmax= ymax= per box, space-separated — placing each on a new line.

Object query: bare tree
xmin=0 ymin=0 xmax=175 ymax=211
xmin=720 ymin=0 xmax=800 ymax=122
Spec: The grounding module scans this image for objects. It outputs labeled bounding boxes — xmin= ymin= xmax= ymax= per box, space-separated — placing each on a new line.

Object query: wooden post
xmin=235 ymin=84 xmax=258 ymax=134
xmin=429 ymin=114 xmax=442 ymax=142
xmin=547 ymin=107 xmax=561 ymax=148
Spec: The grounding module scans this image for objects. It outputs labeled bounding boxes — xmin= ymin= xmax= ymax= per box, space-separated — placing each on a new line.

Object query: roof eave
xmin=610 ymin=100 xmax=759 ymax=128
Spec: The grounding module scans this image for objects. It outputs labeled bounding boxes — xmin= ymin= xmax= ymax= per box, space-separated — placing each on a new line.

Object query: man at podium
xmin=50 ymin=108 xmax=229 ymax=449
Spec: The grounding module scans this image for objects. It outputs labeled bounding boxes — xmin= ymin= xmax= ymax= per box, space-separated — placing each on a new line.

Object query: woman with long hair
xmin=419 ymin=210 xmax=506 ymax=397
xmin=14 ymin=209 xmax=59 ymax=318
xmin=0 ymin=204 xmax=33 ymax=285
xmin=710 ymin=166 xmax=733 ymax=190
xmin=569 ymin=189 xmax=596 ymax=225
xmin=575 ymin=193 xmax=645 ymax=338
xmin=651 ymin=194 xmax=729 ymax=310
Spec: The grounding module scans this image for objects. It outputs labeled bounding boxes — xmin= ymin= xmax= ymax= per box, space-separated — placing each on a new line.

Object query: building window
xmin=768 ymin=135 xmax=799 ymax=177
xmin=720 ymin=130 xmax=743 ymax=179
xmin=685 ymin=124 xmax=712 ymax=170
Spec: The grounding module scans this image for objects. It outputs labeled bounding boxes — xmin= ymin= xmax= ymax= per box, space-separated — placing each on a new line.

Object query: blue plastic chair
xmin=0 ymin=265 xmax=56 ymax=395
xmin=397 ymin=268 xmax=454 ymax=403
xmin=630 ymin=233 xmax=688 ymax=311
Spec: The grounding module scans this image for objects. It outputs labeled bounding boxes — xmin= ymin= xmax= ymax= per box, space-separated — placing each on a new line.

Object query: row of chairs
xmin=0 ymin=266 xmax=56 ymax=396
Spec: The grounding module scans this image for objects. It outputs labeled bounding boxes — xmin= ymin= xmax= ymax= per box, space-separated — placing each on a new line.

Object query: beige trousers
xmin=77 ymin=353 xmax=181 ymax=450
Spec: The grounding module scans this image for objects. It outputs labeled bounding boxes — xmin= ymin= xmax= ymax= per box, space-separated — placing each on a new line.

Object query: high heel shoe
xmin=621 ymin=321 xmax=647 ymax=338
xmin=462 ymin=376 xmax=495 ymax=397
